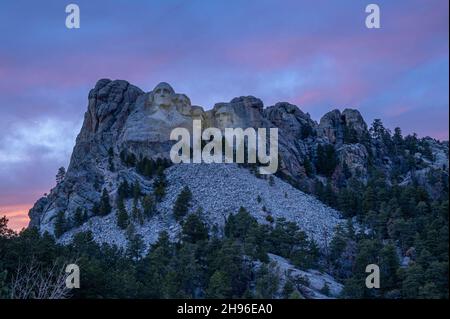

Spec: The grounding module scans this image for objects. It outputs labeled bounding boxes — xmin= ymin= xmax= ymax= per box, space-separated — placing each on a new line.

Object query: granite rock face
xmin=267 ymin=253 xmax=343 ymax=299
xmin=29 ymin=80 xmax=344 ymax=243
xmin=318 ymin=109 xmax=344 ymax=144
xmin=342 ymin=109 xmax=368 ymax=141
xmin=337 ymin=143 xmax=369 ymax=179
xmin=28 ymin=79 xmax=448 ymax=247
xmin=317 ymin=108 xmax=368 ymax=145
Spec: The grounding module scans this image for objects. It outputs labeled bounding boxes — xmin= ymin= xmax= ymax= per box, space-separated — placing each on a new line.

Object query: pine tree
xmin=206 ymin=271 xmax=232 ymax=298
xmin=338 ymin=188 xmax=358 ymax=217
xmin=303 ymin=157 xmax=313 ymax=177
xmin=282 ymin=278 xmax=295 ymax=298
xmin=120 ymin=149 xmax=127 ymax=164
xmin=420 ymin=140 xmax=433 ymax=161
xmin=173 ymin=186 xmax=192 ymax=221
xmin=133 ymin=181 xmax=142 ymax=200
xmin=55 ymin=167 xmax=66 ymax=184
xmin=418 ymin=282 xmax=441 ymax=298
xmin=137 ymin=157 xmax=156 ymax=178
xmin=314 ymin=180 xmax=325 ymax=202
xmin=393 ymin=127 xmax=404 ymax=155
xmin=370 ymin=119 xmax=393 ymax=151
xmin=182 ymin=210 xmax=208 ymax=243
xmin=144 ymin=158 xmax=155 ymax=177
xmin=141 ymin=194 xmax=155 ymax=218
xmin=132 ymin=198 xmax=143 ymax=225
xmin=126 ymin=232 xmax=146 ymax=261
xmin=73 ymin=207 xmax=84 ymax=227
xmin=224 ymin=207 xmax=257 ymax=239
xmin=0 ymin=216 xmax=15 ymax=239
xmin=54 ymin=211 xmax=66 ymax=238
xmin=0 ymin=270 xmax=9 ymax=298
xmin=118 ymin=180 xmax=131 ymax=201
xmin=116 ymin=198 xmax=129 ymax=229
xmin=379 ymin=244 xmax=399 ymax=292
xmin=362 ymin=186 xmax=376 ymax=213
xmin=369 ymin=119 xmax=386 ymax=140
xmin=92 ymin=202 xmax=100 ymax=216
xmin=99 ymin=188 xmax=112 ymax=216
xmin=153 ymin=167 xmax=167 ymax=202
xmin=254 ymin=263 xmax=280 ymax=298
xmin=324 ymin=179 xmax=337 ymax=207
xmin=126 ymin=153 xmax=136 ymax=167
xmin=401 ymin=264 xmax=424 ymax=298
xmin=316 ymin=144 xmax=337 ymax=177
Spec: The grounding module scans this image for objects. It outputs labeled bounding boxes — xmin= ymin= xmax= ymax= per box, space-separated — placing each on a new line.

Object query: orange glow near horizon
xmin=0 ymin=204 xmax=31 ymax=231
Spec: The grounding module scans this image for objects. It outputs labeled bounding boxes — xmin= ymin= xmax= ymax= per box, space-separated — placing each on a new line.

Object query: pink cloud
xmin=385 ymin=106 xmax=411 ymax=117
xmin=0 ymin=204 xmax=31 ymax=231
xmin=293 ymin=89 xmax=327 ymax=106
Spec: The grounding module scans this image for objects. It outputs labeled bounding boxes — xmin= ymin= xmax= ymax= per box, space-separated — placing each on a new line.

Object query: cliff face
xmin=28 ymin=79 xmax=449 ymax=249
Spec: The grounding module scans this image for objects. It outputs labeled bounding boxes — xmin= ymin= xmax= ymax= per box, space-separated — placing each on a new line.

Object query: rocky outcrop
xmin=265 ymin=102 xmax=316 ymax=140
xmin=337 ymin=143 xmax=369 ymax=179
xmin=318 ymin=108 xmax=368 ymax=145
xmin=211 ymin=96 xmax=264 ymax=130
xmin=28 ymin=79 xmax=448 ymax=248
xmin=318 ymin=109 xmax=344 ymax=144
xmin=263 ymin=103 xmax=317 ymax=181
xmin=342 ymin=108 xmax=368 ymax=141
xmin=267 ymin=253 xmax=343 ymax=298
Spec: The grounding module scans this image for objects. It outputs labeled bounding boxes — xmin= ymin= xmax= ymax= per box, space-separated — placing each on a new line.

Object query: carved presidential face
xmin=153 ymin=82 xmax=174 ymax=107
xmin=191 ymin=106 xmax=205 ymax=121
xmin=215 ymin=105 xmax=234 ymax=128
xmin=174 ymin=94 xmax=192 ymax=116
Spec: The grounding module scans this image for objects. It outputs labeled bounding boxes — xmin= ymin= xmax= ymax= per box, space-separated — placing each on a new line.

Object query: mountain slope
xmin=58 ymin=163 xmax=342 ymax=248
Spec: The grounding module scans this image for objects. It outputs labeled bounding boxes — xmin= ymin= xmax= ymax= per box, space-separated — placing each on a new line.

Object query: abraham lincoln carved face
xmin=214 ymin=104 xmax=235 ymax=129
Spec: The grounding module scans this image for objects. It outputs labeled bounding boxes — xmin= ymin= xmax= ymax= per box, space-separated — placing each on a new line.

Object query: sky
xmin=0 ymin=0 xmax=448 ymax=230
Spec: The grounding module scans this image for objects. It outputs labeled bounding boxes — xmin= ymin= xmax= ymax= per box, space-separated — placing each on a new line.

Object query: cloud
xmin=0 ymin=118 xmax=81 ymax=225
xmin=0 ymin=117 xmax=80 ymax=165
xmin=0 ymin=204 xmax=31 ymax=231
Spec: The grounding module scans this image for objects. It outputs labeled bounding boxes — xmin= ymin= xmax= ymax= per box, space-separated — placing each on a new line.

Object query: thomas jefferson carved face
xmin=153 ymin=82 xmax=175 ymax=107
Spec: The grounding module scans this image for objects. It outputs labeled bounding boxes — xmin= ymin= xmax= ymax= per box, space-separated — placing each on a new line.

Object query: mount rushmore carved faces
xmin=123 ymin=82 xmax=279 ymax=173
